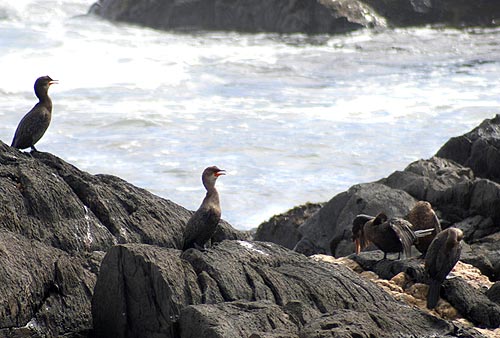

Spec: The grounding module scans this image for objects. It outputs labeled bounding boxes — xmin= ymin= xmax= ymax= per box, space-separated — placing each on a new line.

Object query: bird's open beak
xmin=354 ymin=238 xmax=361 ymax=254
xmin=215 ymin=170 xmax=226 ymax=177
xmin=49 ymin=80 xmax=59 ymax=85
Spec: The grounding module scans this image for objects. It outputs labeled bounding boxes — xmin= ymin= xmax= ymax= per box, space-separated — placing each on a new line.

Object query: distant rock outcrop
xmin=89 ymin=0 xmax=386 ymax=34
xmin=88 ymin=0 xmax=500 ymax=34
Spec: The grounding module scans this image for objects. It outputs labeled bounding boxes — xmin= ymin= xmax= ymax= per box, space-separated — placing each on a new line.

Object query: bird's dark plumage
xmin=406 ymin=201 xmax=442 ymax=256
xmin=182 ymin=166 xmax=225 ymax=251
xmin=353 ymin=212 xmax=416 ymax=259
xmin=425 ymin=227 xmax=463 ymax=309
xmin=11 ymin=76 xmax=58 ymax=151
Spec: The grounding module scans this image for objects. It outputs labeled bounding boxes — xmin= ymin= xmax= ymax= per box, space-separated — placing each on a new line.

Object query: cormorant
xmin=425 ymin=227 xmax=463 ymax=309
xmin=183 ymin=166 xmax=225 ymax=251
xmin=353 ymin=212 xmax=416 ymax=259
xmin=11 ymin=76 xmax=58 ymax=151
xmin=406 ymin=201 xmax=442 ymax=257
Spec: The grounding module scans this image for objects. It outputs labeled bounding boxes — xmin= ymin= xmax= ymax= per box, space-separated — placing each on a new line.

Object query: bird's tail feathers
xmin=426 ymin=279 xmax=441 ymax=309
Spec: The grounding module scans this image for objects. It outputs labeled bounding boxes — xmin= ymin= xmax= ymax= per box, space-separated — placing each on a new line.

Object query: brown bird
xmin=11 ymin=76 xmax=58 ymax=151
xmin=406 ymin=201 xmax=441 ymax=257
xmin=183 ymin=166 xmax=225 ymax=251
xmin=353 ymin=212 xmax=416 ymax=260
xmin=425 ymin=227 xmax=463 ymax=309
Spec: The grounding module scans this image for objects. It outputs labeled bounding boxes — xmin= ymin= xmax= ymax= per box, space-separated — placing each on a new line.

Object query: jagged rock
xmin=298 ymin=301 xmax=472 ymax=338
xmin=380 ymin=156 xmax=477 ymax=223
xmin=463 ymin=232 xmax=500 ymax=281
xmin=486 ymin=282 xmax=500 ymax=304
xmin=294 ymin=182 xmax=416 ymax=256
xmin=89 ymin=0 xmax=500 ymax=34
xmin=360 ymin=0 xmax=500 ymax=27
xmin=92 ymin=240 xmax=472 ymax=338
xmin=0 ymin=141 xmax=245 ymax=336
xmin=179 ymin=301 xmax=299 ymax=338
xmin=254 ymin=203 xmax=323 ymax=250
xmin=0 ymin=230 xmax=95 ymax=337
xmin=443 ymin=278 xmax=500 ymax=329
xmin=89 ymin=0 xmax=387 ymax=34
xmin=349 ymin=251 xmax=426 ymax=282
xmin=437 ymin=114 xmax=500 ymax=184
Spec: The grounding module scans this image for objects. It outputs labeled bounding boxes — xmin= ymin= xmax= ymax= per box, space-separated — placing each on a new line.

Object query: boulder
xmin=443 ymin=277 xmax=500 ymax=328
xmin=437 ymin=114 xmax=500 ymax=184
xmin=0 ymin=230 xmax=96 ymax=337
xmin=179 ymin=301 xmax=299 ymax=338
xmin=486 ymin=282 xmax=500 ymax=304
xmin=254 ymin=203 xmax=323 ymax=250
xmin=294 ymin=182 xmax=416 ymax=257
xmin=92 ymin=240 xmax=473 ymax=337
xmin=89 ymin=0 xmax=386 ymax=34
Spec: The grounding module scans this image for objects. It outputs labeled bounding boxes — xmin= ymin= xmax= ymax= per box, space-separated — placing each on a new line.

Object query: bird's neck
xmin=203 ymin=187 xmax=220 ymax=207
xmin=36 ymin=89 xmax=52 ymax=108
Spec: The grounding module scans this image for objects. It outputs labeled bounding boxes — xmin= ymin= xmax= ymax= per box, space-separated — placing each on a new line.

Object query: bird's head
xmin=34 ymin=75 xmax=58 ymax=96
xmin=202 ymin=166 xmax=225 ymax=189
xmin=352 ymin=214 xmax=374 ymax=254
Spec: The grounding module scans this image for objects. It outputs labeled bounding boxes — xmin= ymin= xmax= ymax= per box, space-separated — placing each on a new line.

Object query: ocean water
xmin=1 ymin=0 xmax=499 ymax=230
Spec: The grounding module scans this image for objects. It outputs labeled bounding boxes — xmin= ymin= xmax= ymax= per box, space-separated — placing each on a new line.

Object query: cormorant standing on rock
xmin=406 ymin=201 xmax=442 ymax=257
xmin=425 ymin=227 xmax=463 ymax=309
xmin=182 ymin=166 xmax=225 ymax=251
xmin=352 ymin=212 xmax=415 ymax=260
xmin=11 ymin=76 xmax=58 ymax=151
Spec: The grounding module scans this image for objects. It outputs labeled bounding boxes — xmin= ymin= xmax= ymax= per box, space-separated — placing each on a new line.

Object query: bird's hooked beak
xmin=49 ymin=80 xmax=59 ymax=86
xmin=354 ymin=238 xmax=361 ymax=254
xmin=215 ymin=169 xmax=226 ymax=177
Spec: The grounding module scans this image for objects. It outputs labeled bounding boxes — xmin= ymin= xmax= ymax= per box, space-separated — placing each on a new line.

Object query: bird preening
xmin=424 ymin=227 xmax=463 ymax=309
xmin=182 ymin=166 xmax=226 ymax=251
xmin=11 ymin=75 xmax=58 ymax=152
xmin=352 ymin=201 xmax=441 ymax=259
xmin=351 ymin=202 xmax=463 ymax=309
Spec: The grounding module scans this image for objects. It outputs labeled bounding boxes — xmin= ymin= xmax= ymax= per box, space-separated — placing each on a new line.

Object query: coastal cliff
xmin=0 ymin=116 xmax=499 ymax=337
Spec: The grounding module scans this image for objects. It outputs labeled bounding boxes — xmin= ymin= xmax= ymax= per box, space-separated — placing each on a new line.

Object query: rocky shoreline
xmin=88 ymin=0 xmax=500 ymax=34
xmin=0 ymin=116 xmax=499 ymax=337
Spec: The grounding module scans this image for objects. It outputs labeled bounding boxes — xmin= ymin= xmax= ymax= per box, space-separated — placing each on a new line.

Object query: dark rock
xmin=92 ymin=240 xmax=469 ymax=337
xmin=299 ymin=302 xmax=456 ymax=338
xmin=294 ymin=182 xmax=416 ymax=257
xmin=89 ymin=0 xmax=500 ymax=34
xmin=0 ymin=229 xmax=95 ymax=337
xmin=453 ymin=216 xmax=495 ymax=242
xmin=360 ymin=0 xmax=500 ymax=27
xmin=89 ymin=0 xmax=386 ymax=34
xmin=443 ymin=277 xmax=500 ymax=328
xmin=349 ymin=251 xmax=426 ymax=282
xmin=255 ymin=203 xmax=323 ymax=250
xmin=437 ymin=114 xmax=500 ymax=184
xmin=92 ymin=244 xmax=199 ymax=338
xmin=179 ymin=300 xmax=299 ymax=338
xmin=465 ymin=232 xmax=500 ymax=281
xmin=0 ymin=141 xmax=245 ymax=336
xmin=381 ymin=156 xmax=476 ymax=222
xmin=486 ymin=282 xmax=500 ymax=304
